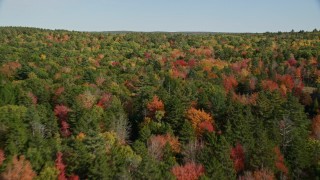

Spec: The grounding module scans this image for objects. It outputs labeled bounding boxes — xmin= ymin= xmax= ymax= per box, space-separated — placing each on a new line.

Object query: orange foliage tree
xmin=274 ymin=146 xmax=288 ymax=175
xmin=186 ymin=107 xmax=215 ymax=135
xmin=312 ymin=115 xmax=320 ymax=140
xmin=147 ymin=95 xmax=164 ymax=117
xmin=0 ymin=149 xmax=5 ymax=166
xmin=261 ymin=80 xmax=279 ymax=92
xmin=97 ymin=93 xmax=112 ymax=109
xmin=148 ymin=133 xmax=180 ymax=160
xmin=1 ymin=155 xmax=36 ymax=180
xmin=223 ymin=75 xmax=238 ymax=93
xmin=171 ymin=162 xmax=205 ymax=180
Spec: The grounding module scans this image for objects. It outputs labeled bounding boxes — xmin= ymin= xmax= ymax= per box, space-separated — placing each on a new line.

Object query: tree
xmin=274 ymin=146 xmax=288 ymax=177
xmin=54 ymin=105 xmax=71 ymax=120
xmin=147 ymin=95 xmax=164 ymax=118
xmin=249 ymin=125 xmax=276 ymax=171
xmin=1 ymin=155 xmax=36 ymax=180
xmin=0 ymin=149 xmax=5 ymax=166
xmin=36 ymin=164 xmax=58 ymax=180
xmin=0 ymin=105 xmax=28 ymax=155
xmin=0 ymin=81 xmax=17 ymax=106
xmin=312 ymin=115 xmax=320 ymax=140
xmin=55 ymin=152 xmax=67 ymax=180
xmin=240 ymin=168 xmax=275 ymax=180
xmin=230 ymin=143 xmax=245 ymax=173
xmin=148 ymin=133 xmax=180 ymax=160
xmin=198 ymin=134 xmax=236 ymax=179
xmin=96 ymin=93 xmax=112 ymax=109
xmin=186 ymin=107 xmax=215 ymax=135
xmin=171 ymin=162 xmax=205 ymax=180
xmin=223 ymin=75 xmax=238 ymax=93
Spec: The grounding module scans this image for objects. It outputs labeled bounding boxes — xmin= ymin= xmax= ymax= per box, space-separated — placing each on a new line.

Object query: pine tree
xmin=198 ymin=134 xmax=236 ymax=179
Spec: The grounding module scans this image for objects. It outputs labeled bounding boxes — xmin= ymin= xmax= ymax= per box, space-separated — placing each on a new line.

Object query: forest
xmin=0 ymin=27 xmax=319 ymax=179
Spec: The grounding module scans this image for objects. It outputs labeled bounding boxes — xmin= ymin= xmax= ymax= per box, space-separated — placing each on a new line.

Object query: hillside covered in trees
xmin=0 ymin=27 xmax=319 ymax=179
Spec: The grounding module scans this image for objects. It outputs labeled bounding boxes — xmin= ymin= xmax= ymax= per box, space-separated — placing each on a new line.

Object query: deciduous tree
xmin=171 ymin=162 xmax=205 ymax=180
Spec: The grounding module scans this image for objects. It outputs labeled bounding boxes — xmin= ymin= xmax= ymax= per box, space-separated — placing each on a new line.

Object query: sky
xmin=0 ymin=0 xmax=319 ymax=32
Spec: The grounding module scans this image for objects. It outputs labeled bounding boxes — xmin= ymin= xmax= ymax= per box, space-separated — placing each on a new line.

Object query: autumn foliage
xmin=147 ymin=95 xmax=164 ymax=116
xmin=187 ymin=107 xmax=215 ymax=135
xmin=54 ymin=105 xmax=71 ymax=120
xmin=69 ymin=174 xmax=80 ymax=180
xmin=0 ymin=149 xmax=5 ymax=166
xmin=274 ymin=146 xmax=288 ymax=175
xmin=54 ymin=105 xmax=72 ymax=137
xmin=240 ymin=168 xmax=275 ymax=180
xmin=77 ymin=91 xmax=96 ymax=109
xmin=0 ymin=61 xmax=21 ymax=78
xmin=97 ymin=93 xmax=112 ymax=109
xmin=60 ymin=120 xmax=71 ymax=137
xmin=312 ymin=115 xmax=320 ymax=140
xmin=55 ymin=152 xmax=67 ymax=180
xmin=261 ymin=80 xmax=279 ymax=92
xmin=230 ymin=143 xmax=245 ymax=173
xmin=171 ymin=162 xmax=205 ymax=180
xmin=0 ymin=27 xmax=319 ymax=179
xmin=1 ymin=155 xmax=36 ymax=180
xmin=198 ymin=121 xmax=215 ymax=133
xmin=148 ymin=134 xmax=180 ymax=160
xmin=223 ymin=75 xmax=238 ymax=93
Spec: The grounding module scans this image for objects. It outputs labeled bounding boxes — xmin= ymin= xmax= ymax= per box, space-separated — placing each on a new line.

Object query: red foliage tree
xmin=69 ymin=174 xmax=80 ymax=180
xmin=174 ymin=60 xmax=188 ymax=67
xmin=274 ymin=146 xmax=288 ymax=175
xmin=55 ymin=152 xmax=67 ymax=180
xmin=172 ymin=67 xmax=187 ymax=79
xmin=287 ymin=58 xmax=297 ymax=66
xmin=171 ymin=162 xmax=205 ymax=180
xmin=111 ymin=61 xmax=120 ymax=66
xmin=277 ymin=74 xmax=294 ymax=92
xmin=230 ymin=143 xmax=245 ymax=173
xmin=60 ymin=120 xmax=71 ymax=137
xmin=198 ymin=121 xmax=215 ymax=133
xmin=97 ymin=93 xmax=112 ymax=109
xmin=54 ymin=105 xmax=71 ymax=120
xmin=188 ymin=59 xmax=196 ymax=68
xmin=223 ymin=75 xmax=238 ymax=93
xmin=0 ymin=149 xmax=5 ymax=166
xmin=261 ymin=80 xmax=279 ymax=92
xmin=147 ymin=95 xmax=164 ymax=117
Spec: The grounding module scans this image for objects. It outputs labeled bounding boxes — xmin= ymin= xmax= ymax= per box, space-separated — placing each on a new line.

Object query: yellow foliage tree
xmin=186 ymin=107 xmax=214 ymax=134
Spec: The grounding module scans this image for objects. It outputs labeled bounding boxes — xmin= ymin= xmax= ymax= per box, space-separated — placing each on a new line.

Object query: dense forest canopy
xmin=0 ymin=27 xmax=319 ymax=179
